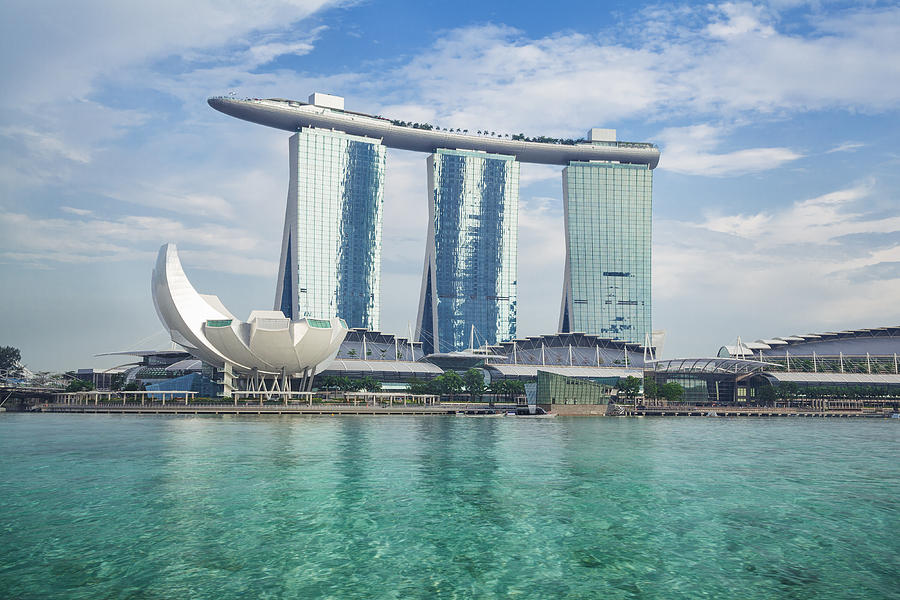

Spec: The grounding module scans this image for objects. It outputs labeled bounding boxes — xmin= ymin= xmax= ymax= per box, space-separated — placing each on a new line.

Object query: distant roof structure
xmin=208 ymin=96 xmax=660 ymax=168
xmin=320 ymin=359 xmax=443 ymax=381
xmin=719 ymin=326 xmax=900 ymax=358
xmin=485 ymin=365 xmax=642 ymax=379
xmin=650 ymin=358 xmax=775 ymax=374
xmin=760 ymin=372 xmax=900 ymax=385
xmin=96 ymin=350 xmax=191 ymax=359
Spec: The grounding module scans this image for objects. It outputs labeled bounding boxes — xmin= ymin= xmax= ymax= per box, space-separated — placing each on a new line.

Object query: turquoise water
xmin=1 ymin=415 xmax=897 ymax=599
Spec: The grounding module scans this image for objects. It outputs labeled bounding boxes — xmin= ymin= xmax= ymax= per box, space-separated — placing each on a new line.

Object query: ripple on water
xmin=0 ymin=414 xmax=898 ymax=599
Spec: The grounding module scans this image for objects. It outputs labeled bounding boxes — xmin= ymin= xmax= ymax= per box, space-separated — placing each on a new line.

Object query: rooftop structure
xmin=719 ymin=326 xmax=900 ymax=358
xmin=334 ymin=328 xmax=426 ymax=362
xmin=718 ymin=326 xmax=900 ymax=375
xmin=208 ymin=96 xmax=660 ymax=168
xmin=493 ymin=332 xmax=648 ymax=368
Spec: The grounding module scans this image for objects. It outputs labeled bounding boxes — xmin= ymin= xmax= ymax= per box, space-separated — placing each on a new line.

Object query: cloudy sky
xmin=2 ymin=0 xmax=899 ymax=371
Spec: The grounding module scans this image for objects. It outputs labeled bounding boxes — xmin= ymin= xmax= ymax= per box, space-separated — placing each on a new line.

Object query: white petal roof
xmin=152 ymin=244 xmax=347 ymax=375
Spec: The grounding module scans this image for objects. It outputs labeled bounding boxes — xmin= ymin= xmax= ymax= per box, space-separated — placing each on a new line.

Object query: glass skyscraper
xmin=558 ymin=161 xmax=652 ymax=344
xmin=416 ymin=149 xmax=519 ymax=354
xmin=274 ymin=128 xmax=385 ymax=329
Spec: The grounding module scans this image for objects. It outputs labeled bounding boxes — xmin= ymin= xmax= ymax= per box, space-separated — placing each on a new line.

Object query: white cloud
xmin=653 ymin=181 xmax=900 ymax=354
xmin=697 ymin=182 xmax=900 ymax=247
xmin=0 ymin=211 xmax=273 ymax=276
xmin=0 ymin=126 xmax=91 ymax=164
xmin=367 ymin=5 xmax=900 ymax=138
xmin=0 ymin=0 xmax=345 ymax=107
xmin=60 ymin=207 xmax=93 ymax=216
xmin=657 ymin=124 xmax=803 ymax=176
xmin=515 ymin=195 xmax=567 ymax=337
xmin=520 ymin=164 xmax=563 ymax=186
xmin=706 ymin=3 xmax=775 ymax=39
xmin=826 ymin=141 xmax=865 ymax=154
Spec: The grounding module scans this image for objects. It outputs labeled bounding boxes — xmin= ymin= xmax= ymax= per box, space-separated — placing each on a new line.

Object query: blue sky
xmin=2 ymin=0 xmax=900 ymax=371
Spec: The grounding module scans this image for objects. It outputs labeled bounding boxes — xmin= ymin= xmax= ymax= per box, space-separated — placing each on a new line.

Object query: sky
xmin=2 ymin=0 xmax=900 ymax=372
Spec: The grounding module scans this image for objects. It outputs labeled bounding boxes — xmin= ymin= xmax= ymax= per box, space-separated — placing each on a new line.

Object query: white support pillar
xmin=867 ymin=352 xmax=872 ymax=374
xmin=813 ymin=352 xmax=817 ymax=373
xmin=222 ymin=362 xmax=234 ymax=398
xmin=596 ymin=345 xmax=600 ymax=367
xmin=840 ymin=351 xmax=844 ymax=374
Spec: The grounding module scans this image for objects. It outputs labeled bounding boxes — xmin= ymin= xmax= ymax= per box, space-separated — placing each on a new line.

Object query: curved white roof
xmin=208 ymin=97 xmax=660 ymax=168
xmin=719 ymin=326 xmax=900 ymax=358
xmin=763 ymin=372 xmax=900 ymax=384
xmin=151 ymin=244 xmax=347 ymax=375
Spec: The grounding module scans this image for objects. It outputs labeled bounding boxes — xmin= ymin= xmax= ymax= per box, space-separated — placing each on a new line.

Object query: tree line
xmin=406 ymin=369 xmax=524 ymax=402
xmin=757 ymin=382 xmax=900 ymax=403
xmin=641 ymin=376 xmax=685 ymax=403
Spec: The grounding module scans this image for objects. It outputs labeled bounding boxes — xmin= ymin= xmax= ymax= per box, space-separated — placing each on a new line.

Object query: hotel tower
xmin=558 ymin=130 xmax=652 ymax=344
xmin=273 ymin=123 xmax=386 ymax=329
xmin=416 ymin=149 xmax=519 ymax=354
xmin=209 ymin=95 xmax=658 ymax=348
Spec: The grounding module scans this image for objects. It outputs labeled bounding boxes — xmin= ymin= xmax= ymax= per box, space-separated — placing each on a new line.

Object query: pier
xmin=622 ymin=405 xmax=894 ymax=418
xmin=35 ymin=395 xmax=516 ymax=416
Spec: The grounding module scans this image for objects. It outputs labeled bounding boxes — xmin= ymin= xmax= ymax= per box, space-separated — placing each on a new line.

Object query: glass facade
xmin=535 ymin=371 xmax=613 ymax=405
xmin=559 ymin=161 xmax=652 ymax=344
xmin=417 ymin=149 xmax=519 ymax=354
xmin=275 ymin=128 xmax=385 ymax=329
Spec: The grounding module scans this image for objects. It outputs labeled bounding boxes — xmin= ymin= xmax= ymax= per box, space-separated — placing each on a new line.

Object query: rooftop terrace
xmin=208 ymin=95 xmax=660 ymax=168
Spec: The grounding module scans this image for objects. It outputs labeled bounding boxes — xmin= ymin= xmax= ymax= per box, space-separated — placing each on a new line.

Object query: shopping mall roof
xmin=760 ymin=372 xmax=900 ymax=385
xmin=650 ymin=358 xmax=775 ymax=374
xmin=719 ymin=326 xmax=900 ymax=358
xmin=321 ymin=359 xmax=443 ymax=377
xmin=485 ymin=365 xmax=642 ymax=379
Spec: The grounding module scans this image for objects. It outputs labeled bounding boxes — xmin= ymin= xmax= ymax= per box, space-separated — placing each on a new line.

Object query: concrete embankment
xmin=24 ymin=402 xmax=900 ymax=418
xmin=622 ymin=406 xmax=895 ymax=418
xmin=35 ymin=403 xmax=514 ymax=416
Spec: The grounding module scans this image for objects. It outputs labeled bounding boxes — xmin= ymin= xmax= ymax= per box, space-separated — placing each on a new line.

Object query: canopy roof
xmin=485 ymin=365 xmax=641 ymax=378
xmin=761 ymin=372 xmax=900 ymax=385
xmin=650 ymin=358 xmax=774 ymax=374
xmin=322 ymin=359 xmax=443 ymax=376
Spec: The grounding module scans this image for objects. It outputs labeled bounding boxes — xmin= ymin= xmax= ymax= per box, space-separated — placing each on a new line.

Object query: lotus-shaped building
xmin=151 ymin=244 xmax=348 ymax=393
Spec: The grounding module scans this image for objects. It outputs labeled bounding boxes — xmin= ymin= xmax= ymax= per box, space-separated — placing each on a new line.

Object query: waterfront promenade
xmin=36 ymin=402 xmax=512 ymax=416
xmin=623 ymin=405 xmax=894 ymax=418
xmin=32 ymin=401 xmax=898 ymax=418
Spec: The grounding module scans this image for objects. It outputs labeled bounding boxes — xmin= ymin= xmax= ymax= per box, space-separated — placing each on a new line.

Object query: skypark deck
xmin=208 ymin=96 xmax=660 ymax=168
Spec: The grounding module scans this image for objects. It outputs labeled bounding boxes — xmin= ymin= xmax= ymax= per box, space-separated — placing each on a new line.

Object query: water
xmin=0 ymin=414 xmax=897 ymax=599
